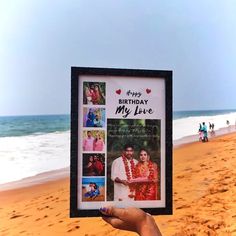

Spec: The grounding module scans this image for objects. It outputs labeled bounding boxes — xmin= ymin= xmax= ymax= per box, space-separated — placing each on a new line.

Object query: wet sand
xmin=0 ymin=132 xmax=235 ymax=235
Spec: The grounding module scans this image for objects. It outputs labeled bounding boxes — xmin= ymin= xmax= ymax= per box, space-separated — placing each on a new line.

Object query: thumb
xmin=100 ymin=206 xmax=126 ymax=219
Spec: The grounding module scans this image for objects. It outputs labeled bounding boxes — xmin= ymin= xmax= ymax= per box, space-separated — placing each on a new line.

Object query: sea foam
xmin=0 ymin=131 xmax=69 ymax=185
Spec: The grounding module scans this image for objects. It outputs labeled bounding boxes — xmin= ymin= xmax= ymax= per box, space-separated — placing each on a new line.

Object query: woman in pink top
xmin=93 ymin=133 xmax=104 ymax=151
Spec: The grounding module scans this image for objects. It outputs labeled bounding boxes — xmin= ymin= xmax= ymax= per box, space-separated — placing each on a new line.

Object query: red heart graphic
xmin=146 ymin=88 xmax=151 ymax=94
xmin=116 ymin=89 xmax=121 ymax=95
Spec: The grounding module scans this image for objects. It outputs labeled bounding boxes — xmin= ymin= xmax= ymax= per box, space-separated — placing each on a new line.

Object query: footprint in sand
xmin=10 ymin=214 xmax=24 ymax=219
xmin=37 ymin=205 xmax=51 ymax=211
xmin=67 ymin=226 xmax=80 ymax=232
xmin=184 ymin=167 xmax=192 ymax=171
xmin=176 ymin=175 xmax=185 ymax=179
xmin=19 ymin=231 xmax=27 ymax=234
xmin=176 ymin=204 xmax=191 ymax=210
xmin=45 ymin=196 xmax=54 ymax=200
xmin=52 ymin=197 xmax=59 ymax=201
xmin=200 ymin=164 xmax=206 ymax=167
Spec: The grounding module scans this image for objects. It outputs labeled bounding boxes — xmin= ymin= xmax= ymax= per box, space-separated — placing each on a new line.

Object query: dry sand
xmin=0 ymin=133 xmax=236 ymax=235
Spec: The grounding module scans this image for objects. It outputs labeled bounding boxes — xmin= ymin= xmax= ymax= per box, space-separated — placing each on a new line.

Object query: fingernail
xmin=100 ymin=207 xmax=108 ymax=213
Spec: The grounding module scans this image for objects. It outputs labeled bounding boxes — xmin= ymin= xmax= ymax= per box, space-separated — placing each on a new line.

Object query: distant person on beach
xmin=209 ymin=122 xmax=215 ymax=137
xmin=202 ymin=122 xmax=208 ymax=142
xmin=211 ymin=123 xmax=214 ymax=131
xmin=226 ymin=120 xmax=230 ymax=126
xmin=100 ymin=206 xmax=162 ymax=236
xmin=111 ymin=144 xmax=138 ymax=201
xmin=209 ymin=122 xmax=212 ymax=131
xmin=83 ymin=131 xmax=95 ymax=151
xmin=199 ymin=123 xmax=202 ymax=131
xmin=198 ymin=123 xmax=203 ymax=141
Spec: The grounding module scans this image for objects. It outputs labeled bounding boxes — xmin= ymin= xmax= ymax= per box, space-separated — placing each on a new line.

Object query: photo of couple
xmin=83 ymin=154 xmax=105 ymax=176
xmin=111 ymin=144 xmax=159 ymax=201
xmin=107 ymin=119 xmax=161 ymax=201
xmin=82 ymin=177 xmax=105 ymax=202
xmin=82 ymin=130 xmax=105 ymax=152
xmin=83 ymin=107 xmax=105 ymax=128
xmin=83 ymin=82 xmax=105 ymax=105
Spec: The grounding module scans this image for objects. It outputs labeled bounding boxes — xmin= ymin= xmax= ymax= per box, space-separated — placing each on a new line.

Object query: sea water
xmin=0 ymin=115 xmax=70 ymax=185
xmin=0 ymin=110 xmax=236 ymax=185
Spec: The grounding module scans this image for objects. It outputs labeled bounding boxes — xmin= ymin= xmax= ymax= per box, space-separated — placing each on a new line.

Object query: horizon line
xmin=1 ymin=108 xmax=236 ymax=117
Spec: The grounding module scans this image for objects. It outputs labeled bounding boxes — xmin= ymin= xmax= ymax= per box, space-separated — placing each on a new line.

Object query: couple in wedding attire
xmin=111 ymin=144 xmax=159 ymax=201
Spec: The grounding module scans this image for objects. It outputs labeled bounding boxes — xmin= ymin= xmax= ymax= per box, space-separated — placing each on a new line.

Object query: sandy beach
xmin=0 ymin=132 xmax=236 ymax=236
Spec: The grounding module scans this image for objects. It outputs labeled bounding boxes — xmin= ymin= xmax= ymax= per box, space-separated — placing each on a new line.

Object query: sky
xmin=0 ymin=0 xmax=236 ymax=116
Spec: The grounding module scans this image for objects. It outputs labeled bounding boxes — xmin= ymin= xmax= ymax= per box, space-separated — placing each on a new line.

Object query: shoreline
xmin=0 ymin=167 xmax=69 ymax=191
xmin=1 ymin=127 xmax=236 ymax=192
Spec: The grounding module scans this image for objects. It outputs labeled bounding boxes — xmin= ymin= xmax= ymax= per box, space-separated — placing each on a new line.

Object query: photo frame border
xmin=70 ymin=67 xmax=172 ymax=217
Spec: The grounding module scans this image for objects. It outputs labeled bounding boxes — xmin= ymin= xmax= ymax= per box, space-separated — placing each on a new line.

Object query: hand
xmin=121 ymin=180 xmax=129 ymax=186
xmin=114 ymin=177 xmax=129 ymax=186
xmin=100 ymin=206 xmax=162 ymax=236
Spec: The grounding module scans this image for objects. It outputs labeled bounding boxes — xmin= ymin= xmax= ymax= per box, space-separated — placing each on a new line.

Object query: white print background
xmin=78 ymin=75 xmax=166 ymax=209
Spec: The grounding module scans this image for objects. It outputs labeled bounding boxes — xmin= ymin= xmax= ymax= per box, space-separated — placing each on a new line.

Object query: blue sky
xmin=1 ymin=0 xmax=236 ymax=116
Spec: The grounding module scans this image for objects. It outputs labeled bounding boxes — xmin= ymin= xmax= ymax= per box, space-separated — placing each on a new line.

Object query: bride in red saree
xmin=133 ymin=149 xmax=159 ymax=200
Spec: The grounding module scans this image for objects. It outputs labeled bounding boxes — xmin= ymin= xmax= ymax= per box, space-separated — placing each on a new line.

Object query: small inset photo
xmin=83 ymin=82 xmax=106 ymax=105
xmin=83 ymin=107 xmax=106 ymax=128
xmin=82 ymin=130 xmax=105 ymax=152
xmin=82 ymin=177 xmax=105 ymax=202
xmin=83 ymin=153 xmax=105 ymax=176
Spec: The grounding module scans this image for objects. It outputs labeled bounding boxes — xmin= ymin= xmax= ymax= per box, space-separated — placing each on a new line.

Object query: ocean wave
xmin=0 ymin=131 xmax=70 ymax=185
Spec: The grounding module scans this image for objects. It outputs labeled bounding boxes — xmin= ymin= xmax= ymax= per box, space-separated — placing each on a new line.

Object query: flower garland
xmin=147 ymin=161 xmax=155 ymax=180
xmin=122 ymin=155 xmax=136 ymax=198
xmin=122 ymin=155 xmax=135 ymax=180
xmin=135 ymin=161 xmax=155 ymax=180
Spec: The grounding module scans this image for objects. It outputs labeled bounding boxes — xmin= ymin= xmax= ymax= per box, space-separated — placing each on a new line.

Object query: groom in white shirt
xmin=111 ymin=144 xmax=138 ymax=201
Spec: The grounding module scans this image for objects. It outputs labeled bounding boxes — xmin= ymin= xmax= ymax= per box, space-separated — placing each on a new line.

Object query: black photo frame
xmin=70 ymin=67 xmax=172 ymax=217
